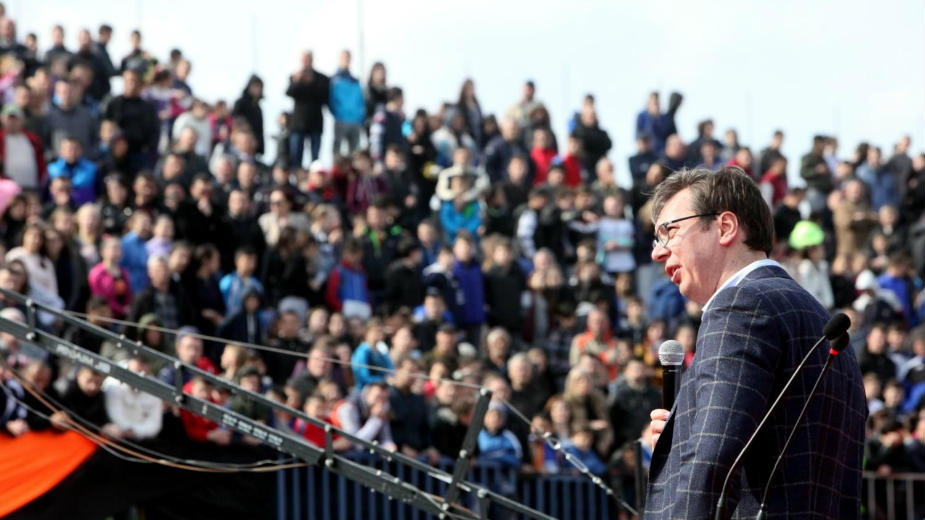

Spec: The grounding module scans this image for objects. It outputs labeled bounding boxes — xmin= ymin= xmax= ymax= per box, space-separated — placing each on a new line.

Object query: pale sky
xmin=10 ymin=0 xmax=925 ymax=186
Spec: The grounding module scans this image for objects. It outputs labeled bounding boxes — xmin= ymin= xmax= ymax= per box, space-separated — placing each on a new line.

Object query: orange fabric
xmin=574 ymin=331 xmax=619 ymax=381
xmin=328 ymin=399 xmax=346 ymax=430
xmin=0 ymin=430 xmax=97 ymax=517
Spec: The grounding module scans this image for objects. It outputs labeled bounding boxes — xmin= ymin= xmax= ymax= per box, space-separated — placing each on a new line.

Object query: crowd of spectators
xmin=0 ymin=8 xmax=923 ymax=510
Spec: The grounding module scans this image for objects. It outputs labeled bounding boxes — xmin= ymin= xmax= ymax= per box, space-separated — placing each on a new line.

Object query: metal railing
xmin=276 ymin=454 xmax=617 ymax=520
xmin=276 ymin=465 xmax=925 ymax=520
xmin=0 ymin=288 xmax=556 ymax=520
xmin=863 ymin=471 xmax=925 ymax=520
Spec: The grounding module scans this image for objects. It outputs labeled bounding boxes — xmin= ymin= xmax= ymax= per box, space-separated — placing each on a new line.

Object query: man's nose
xmin=651 ymin=243 xmax=669 ymax=263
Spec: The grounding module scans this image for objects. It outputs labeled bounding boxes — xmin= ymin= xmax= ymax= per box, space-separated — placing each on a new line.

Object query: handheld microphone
xmin=754 ymin=332 xmax=850 ymax=520
xmin=658 ymin=340 xmax=685 ymax=410
xmin=713 ymin=312 xmax=850 ymax=520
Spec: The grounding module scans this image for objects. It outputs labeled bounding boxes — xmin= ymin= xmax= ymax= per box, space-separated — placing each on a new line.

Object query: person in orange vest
xmin=569 ymin=308 xmax=619 ymax=382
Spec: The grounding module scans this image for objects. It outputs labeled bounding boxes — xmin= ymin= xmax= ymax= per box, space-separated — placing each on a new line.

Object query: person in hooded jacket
xmin=232 ymin=75 xmax=265 ymax=156
xmin=330 ymin=50 xmax=365 ymax=157
xmin=217 ymin=287 xmax=265 ymax=346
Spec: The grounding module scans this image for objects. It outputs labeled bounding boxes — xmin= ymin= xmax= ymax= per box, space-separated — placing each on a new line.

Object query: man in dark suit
xmin=644 ymin=166 xmax=866 ymax=519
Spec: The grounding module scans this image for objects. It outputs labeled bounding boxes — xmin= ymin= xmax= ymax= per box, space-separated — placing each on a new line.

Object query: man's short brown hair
xmin=651 ymin=166 xmax=773 ymax=255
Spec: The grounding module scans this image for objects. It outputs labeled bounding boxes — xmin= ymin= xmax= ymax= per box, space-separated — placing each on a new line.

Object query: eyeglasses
xmin=652 ymin=213 xmax=717 ymax=250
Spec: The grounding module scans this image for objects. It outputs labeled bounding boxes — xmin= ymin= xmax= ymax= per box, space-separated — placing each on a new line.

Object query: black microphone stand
xmin=754 ymin=333 xmax=849 ymax=519
xmin=713 ymin=314 xmax=848 ymax=520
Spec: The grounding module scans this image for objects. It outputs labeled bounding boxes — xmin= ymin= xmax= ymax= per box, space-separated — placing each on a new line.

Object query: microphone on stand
xmin=713 ymin=312 xmax=850 ymax=520
xmin=754 ymin=332 xmax=850 ymax=520
xmin=658 ymin=340 xmax=685 ymax=410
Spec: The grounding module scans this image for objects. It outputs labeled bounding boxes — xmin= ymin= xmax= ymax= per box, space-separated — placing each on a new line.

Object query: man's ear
xmin=716 ymin=211 xmax=739 ymax=247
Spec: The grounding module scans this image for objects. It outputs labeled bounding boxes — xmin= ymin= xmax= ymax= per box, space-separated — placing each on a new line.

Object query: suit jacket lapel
xmin=649 ymin=407 xmax=676 ymax=478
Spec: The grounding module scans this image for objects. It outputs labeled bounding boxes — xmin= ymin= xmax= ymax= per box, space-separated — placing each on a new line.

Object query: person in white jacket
xmin=788 ymin=221 xmax=834 ymax=310
xmin=103 ymin=356 xmax=163 ymax=440
xmin=797 ymin=244 xmax=835 ymax=310
xmin=171 ymin=99 xmax=212 ymax=157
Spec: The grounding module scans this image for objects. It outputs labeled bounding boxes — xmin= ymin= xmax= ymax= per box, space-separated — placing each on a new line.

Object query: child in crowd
xmin=350 ymin=318 xmax=393 ymax=391
xmin=324 ymin=238 xmax=370 ymax=318
xmin=292 ymin=393 xmax=350 ymax=451
xmin=228 ymin=366 xmax=270 ymax=423
xmin=528 ymin=413 xmax=560 ymax=474
xmin=563 ymin=423 xmax=608 ymax=476
xmin=439 ymin=172 xmax=482 ymax=244
xmin=219 ymin=246 xmax=264 ymax=317
xmin=146 ymin=214 xmax=175 ymax=259
xmin=181 ymin=376 xmax=231 ymax=445
xmin=477 ymin=404 xmax=522 ymax=470
xmin=88 ymin=235 xmax=133 ymax=319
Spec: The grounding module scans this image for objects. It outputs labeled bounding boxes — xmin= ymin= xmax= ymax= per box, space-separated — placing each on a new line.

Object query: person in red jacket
xmin=293 ymin=393 xmax=351 ymax=450
xmin=180 ymin=376 xmax=231 ymax=444
xmin=530 ymin=127 xmax=557 ymax=185
xmin=0 ymin=104 xmax=45 ymax=191
xmin=760 ymin=155 xmax=789 ymax=207
xmin=561 ymin=135 xmax=584 ymax=187
xmin=724 ymin=146 xmax=755 ymax=179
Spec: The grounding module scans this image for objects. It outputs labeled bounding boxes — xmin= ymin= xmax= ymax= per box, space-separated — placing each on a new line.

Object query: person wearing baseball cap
xmin=789 ymin=220 xmax=834 ymax=309
xmin=0 ymin=103 xmax=46 ymax=190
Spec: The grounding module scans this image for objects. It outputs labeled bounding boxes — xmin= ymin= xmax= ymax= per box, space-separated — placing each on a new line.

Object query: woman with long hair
xmin=74 ymin=203 xmax=103 ymax=266
xmin=456 ymin=78 xmax=483 ymax=145
xmin=6 ymin=224 xmax=66 ymax=328
xmin=562 ymin=367 xmax=612 ymax=455
xmin=44 ymin=224 xmax=88 ymax=311
xmin=545 ymin=394 xmax=574 ymax=442
xmin=6 ymin=222 xmax=58 ymax=298
xmin=406 ymin=109 xmax=438 ymax=204
xmin=1 ymin=194 xmax=28 ymax=249
xmin=364 ymin=62 xmax=387 ymax=131
xmin=188 ymin=243 xmax=226 ymax=337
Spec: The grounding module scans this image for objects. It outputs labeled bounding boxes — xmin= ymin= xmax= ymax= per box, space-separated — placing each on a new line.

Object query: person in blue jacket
xmin=120 ymin=211 xmax=152 ymax=292
xmin=563 ymin=423 xmax=608 ymax=476
xmin=350 ymin=318 xmax=394 ymax=392
xmin=46 ymin=136 xmax=98 ymax=206
xmin=330 ymin=50 xmax=365 ymax=157
xmin=451 ymin=232 xmax=485 ymax=344
xmin=440 ymin=173 xmax=482 ymax=244
xmin=635 ymin=91 xmax=682 ymax=155
xmin=325 ymin=238 xmax=371 ymax=317
xmin=477 ymin=404 xmax=523 ymax=470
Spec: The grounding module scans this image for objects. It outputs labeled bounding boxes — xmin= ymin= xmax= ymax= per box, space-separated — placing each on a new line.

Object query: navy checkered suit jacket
xmin=644 ymin=265 xmax=866 ymax=519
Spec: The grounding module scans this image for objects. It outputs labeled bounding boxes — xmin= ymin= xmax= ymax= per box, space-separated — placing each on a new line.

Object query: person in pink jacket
xmin=88 ymin=235 xmax=133 ymax=319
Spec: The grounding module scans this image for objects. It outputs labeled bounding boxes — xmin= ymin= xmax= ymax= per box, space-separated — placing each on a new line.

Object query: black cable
xmin=0 ymin=363 xmax=303 ymax=473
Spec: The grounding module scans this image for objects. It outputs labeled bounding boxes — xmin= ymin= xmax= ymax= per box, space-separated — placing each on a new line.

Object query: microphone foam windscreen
xmin=823 ymin=313 xmax=851 ymax=340
xmin=658 ymin=340 xmax=685 ymax=366
xmin=830 ymin=332 xmax=850 ymax=353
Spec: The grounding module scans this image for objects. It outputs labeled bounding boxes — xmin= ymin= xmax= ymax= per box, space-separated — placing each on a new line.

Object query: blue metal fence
xmin=276 ymin=456 xmax=925 ymax=520
xmin=275 ymin=453 xmax=615 ymax=520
